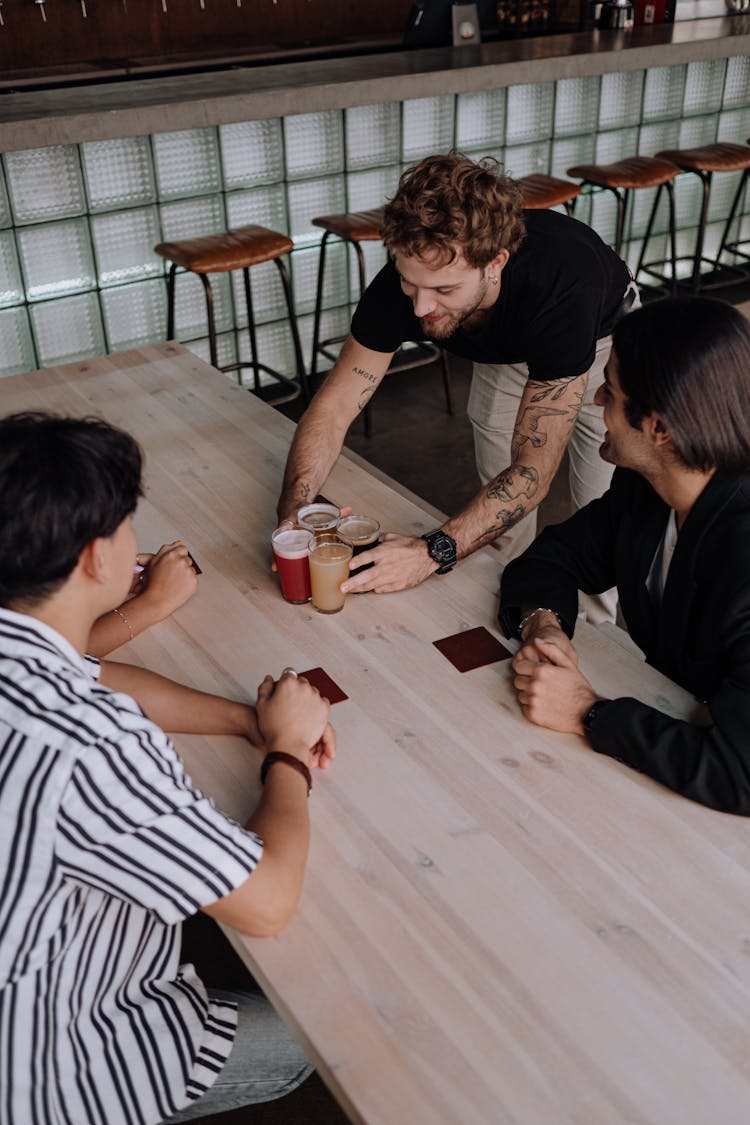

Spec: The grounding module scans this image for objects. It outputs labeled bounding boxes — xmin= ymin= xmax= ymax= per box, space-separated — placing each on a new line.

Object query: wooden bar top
xmin=3 ymin=343 xmax=750 ymax=1124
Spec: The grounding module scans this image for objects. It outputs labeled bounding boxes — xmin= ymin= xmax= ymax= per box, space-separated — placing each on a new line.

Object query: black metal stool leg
xmin=166 ymin=263 xmax=178 ymax=341
xmin=613 ymin=187 xmax=629 ymax=258
xmin=440 ymin=350 xmax=453 ymax=416
xmin=635 ymin=182 xmax=678 ymax=296
xmin=691 ymin=169 xmax=713 ymax=289
xmin=198 ymin=273 xmax=218 ymax=370
xmin=310 ymin=231 xmax=331 ymax=388
xmin=348 ymin=237 xmax=373 ymax=437
xmin=666 ymin=179 xmax=678 ymax=295
xmin=634 ymin=182 xmax=662 ymax=286
xmin=715 ymin=167 xmax=750 ymax=266
xmin=243 ymin=267 xmax=261 ymax=392
xmin=274 ymin=256 xmax=310 ymax=403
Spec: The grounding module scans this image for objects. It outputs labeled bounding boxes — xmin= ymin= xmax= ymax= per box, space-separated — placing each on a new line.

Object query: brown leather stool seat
xmin=154 ymin=224 xmax=308 ymax=403
xmin=310 ymin=208 xmax=451 ymax=437
xmin=653 ymin=142 xmax=750 ymax=288
xmin=516 ymin=173 xmax=581 ymax=214
xmin=656 ymin=142 xmax=750 ymax=175
xmin=567 ymin=155 xmax=680 ymax=293
xmin=312 ymin=208 xmax=385 ymax=244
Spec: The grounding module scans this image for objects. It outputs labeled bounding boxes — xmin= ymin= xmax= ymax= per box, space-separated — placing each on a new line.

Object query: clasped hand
xmin=255 ymin=673 xmax=335 ymax=771
xmin=511 ymin=629 xmax=597 ymax=735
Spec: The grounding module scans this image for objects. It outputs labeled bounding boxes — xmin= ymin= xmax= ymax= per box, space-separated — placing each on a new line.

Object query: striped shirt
xmin=0 ymin=609 xmax=264 ymax=1125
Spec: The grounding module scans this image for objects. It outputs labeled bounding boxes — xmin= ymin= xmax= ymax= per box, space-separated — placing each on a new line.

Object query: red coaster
xmin=433 ymin=626 xmax=512 ymax=673
xmin=299 ymin=666 xmax=349 ymax=704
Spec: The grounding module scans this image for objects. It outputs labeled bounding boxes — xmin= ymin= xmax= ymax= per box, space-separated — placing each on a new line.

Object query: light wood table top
xmin=5 ymin=343 xmax=750 ymax=1125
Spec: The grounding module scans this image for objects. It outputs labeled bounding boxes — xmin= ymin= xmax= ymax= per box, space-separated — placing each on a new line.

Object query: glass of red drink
xmin=272 ymin=527 xmax=313 ymax=603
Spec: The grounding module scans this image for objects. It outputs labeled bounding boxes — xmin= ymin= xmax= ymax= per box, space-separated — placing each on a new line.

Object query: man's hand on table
xmin=340 ymin=533 xmax=438 ymax=594
xmin=512 ymin=638 xmax=597 ymax=735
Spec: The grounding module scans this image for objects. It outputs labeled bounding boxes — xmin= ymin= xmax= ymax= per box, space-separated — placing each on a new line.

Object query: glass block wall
xmin=1 ymin=54 xmax=748 ymax=380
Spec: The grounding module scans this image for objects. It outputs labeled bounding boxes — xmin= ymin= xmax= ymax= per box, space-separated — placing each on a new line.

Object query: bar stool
xmin=566 ymin=156 xmax=680 ymax=293
xmin=654 ymin=142 xmax=750 ymax=289
xmin=154 ymin=224 xmax=308 ymax=404
xmin=309 ymin=207 xmax=452 ymax=437
xmin=516 ymin=173 xmax=581 ymax=216
xmin=720 ymin=137 xmax=750 ymax=268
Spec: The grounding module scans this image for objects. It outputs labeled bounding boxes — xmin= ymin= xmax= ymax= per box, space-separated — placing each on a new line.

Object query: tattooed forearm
xmin=527 ymin=376 xmax=583 ymax=404
xmin=472 ymin=504 xmax=527 ymax=544
xmin=510 ymin=405 xmax=568 ymax=461
xmin=486 ymin=464 xmax=539 ymax=503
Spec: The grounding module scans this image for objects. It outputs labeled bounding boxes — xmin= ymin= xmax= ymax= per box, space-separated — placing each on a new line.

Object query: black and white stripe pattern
xmin=0 ymin=609 xmax=263 ymax=1125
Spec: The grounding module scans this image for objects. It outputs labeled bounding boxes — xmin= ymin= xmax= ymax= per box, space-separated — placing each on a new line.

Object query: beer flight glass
xmin=272 ymin=504 xmax=381 ymax=612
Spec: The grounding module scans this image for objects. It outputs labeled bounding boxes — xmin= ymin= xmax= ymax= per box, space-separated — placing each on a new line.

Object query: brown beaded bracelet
xmin=260 ymin=751 xmax=312 ymax=797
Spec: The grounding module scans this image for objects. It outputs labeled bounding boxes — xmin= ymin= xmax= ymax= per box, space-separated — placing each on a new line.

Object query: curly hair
xmin=381 ymin=153 xmax=526 ymax=268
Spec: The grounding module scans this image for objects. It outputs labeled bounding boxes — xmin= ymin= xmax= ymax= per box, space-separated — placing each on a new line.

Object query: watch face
xmin=430 ymin=535 xmax=454 ymax=563
xmin=424 ymin=530 xmax=457 ymax=567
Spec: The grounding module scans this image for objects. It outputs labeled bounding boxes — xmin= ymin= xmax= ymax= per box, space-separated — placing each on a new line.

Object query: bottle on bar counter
xmin=598 ymin=0 xmax=634 ymax=26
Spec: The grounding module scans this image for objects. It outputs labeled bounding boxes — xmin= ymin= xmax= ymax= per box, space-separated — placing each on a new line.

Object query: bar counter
xmin=0 ymin=15 xmax=748 ymax=151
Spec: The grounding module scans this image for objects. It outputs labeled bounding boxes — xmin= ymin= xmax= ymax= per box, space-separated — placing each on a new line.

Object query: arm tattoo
xmin=473 ymin=505 xmax=527 ymax=544
xmin=511 ymin=405 xmax=568 ymax=461
xmin=527 ymin=375 xmax=582 ymax=404
xmin=299 ymin=483 xmax=311 ymax=502
xmin=486 ymin=465 xmax=539 ymax=503
xmin=353 ymin=366 xmax=378 ymax=385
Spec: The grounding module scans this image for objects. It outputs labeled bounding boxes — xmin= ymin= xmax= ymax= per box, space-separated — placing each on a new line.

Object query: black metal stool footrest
xmin=222 ymin=359 xmax=303 ymax=405
xmin=388 ymin=341 xmax=442 ymax=373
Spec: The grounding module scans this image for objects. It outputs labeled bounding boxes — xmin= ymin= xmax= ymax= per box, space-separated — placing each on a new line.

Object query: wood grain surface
xmin=4 ymin=343 xmax=750 ymax=1125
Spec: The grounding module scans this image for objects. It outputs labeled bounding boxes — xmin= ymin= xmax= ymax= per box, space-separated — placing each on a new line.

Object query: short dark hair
xmin=381 ymin=153 xmax=526 ymax=269
xmin=612 ymin=297 xmax=750 ymax=473
xmin=0 ymin=412 xmax=143 ymax=607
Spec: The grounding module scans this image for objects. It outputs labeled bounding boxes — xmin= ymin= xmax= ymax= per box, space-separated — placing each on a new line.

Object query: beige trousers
xmin=467 ymin=331 xmax=621 ymax=625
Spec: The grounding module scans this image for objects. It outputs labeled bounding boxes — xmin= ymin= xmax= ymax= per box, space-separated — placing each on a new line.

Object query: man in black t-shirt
xmin=276 ymin=154 xmax=635 ymax=604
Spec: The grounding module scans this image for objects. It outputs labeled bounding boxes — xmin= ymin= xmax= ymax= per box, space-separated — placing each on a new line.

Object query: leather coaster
xmin=433 ymin=626 xmax=512 ymax=672
xmin=299 ymin=666 xmax=349 ymax=704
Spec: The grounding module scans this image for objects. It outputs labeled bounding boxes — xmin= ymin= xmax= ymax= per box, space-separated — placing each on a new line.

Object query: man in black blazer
xmin=499 ymin=297 xmax=750 ymax=814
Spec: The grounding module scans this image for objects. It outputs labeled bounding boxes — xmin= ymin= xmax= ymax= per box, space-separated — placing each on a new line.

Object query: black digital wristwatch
xmin=422 ymin=529 xmax=458 ymax=574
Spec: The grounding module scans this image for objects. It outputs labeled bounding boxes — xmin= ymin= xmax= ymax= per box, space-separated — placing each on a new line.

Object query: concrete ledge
xmin=0 ymin=15 xmax=748 ymax=151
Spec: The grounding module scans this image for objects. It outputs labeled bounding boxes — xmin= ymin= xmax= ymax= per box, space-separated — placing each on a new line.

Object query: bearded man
xmin=277 ymin=153 xmax=635 ymax=609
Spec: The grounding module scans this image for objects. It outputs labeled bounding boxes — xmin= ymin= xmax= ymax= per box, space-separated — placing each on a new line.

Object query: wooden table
xmin=5 ymin=343 xmax=750 ymax=1125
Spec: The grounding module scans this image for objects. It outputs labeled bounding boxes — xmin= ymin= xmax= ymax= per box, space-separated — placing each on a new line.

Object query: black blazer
xmin=499 ymin=468 xmax=750 ymax=814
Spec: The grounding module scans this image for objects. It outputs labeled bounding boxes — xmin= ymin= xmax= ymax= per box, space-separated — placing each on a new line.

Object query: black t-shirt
xmin=351 ymin=209 xmax=630 ymax=382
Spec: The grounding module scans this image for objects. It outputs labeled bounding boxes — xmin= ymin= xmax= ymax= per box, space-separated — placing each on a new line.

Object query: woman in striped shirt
xmin=0 ymin=411 xmax=335 ymax=1125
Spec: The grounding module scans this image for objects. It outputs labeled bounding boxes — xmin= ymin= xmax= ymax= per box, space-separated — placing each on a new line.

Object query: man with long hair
xmin=502 ymin=297 xmax=750 ymax=814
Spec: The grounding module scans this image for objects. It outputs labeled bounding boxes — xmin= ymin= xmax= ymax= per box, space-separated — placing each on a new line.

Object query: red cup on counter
xmin=272 ymin=527 xmax=313 ymax=603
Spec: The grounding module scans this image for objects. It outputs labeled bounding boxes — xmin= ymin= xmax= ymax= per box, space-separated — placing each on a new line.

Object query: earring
xmin=489 ymin=275 xmax=498 ymax=285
